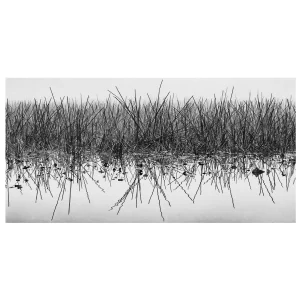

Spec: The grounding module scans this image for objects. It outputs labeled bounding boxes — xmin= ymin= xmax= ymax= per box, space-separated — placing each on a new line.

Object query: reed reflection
xmin=6 ymin=151 xmax=296 ymax=221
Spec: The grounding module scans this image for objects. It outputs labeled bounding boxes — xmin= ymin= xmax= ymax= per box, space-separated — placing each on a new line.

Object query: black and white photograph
xmin=5 ymin=78 xmax=296 ymax=223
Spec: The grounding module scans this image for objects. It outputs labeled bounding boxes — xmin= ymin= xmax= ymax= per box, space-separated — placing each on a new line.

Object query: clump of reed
xmin=5 ymin=87 xmax=296 ymax=160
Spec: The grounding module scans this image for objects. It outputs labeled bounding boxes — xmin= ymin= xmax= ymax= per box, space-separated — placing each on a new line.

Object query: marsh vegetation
xmin=5 ymin=85 xmax=296 ymax=222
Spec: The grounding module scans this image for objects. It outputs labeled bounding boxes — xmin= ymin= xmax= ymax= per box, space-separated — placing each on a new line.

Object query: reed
xmin=6 ymin=89 xmax=296 ymax=160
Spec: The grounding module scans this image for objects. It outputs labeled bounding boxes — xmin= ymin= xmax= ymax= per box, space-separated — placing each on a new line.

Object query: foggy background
xmin=6 ymin=78 xmax=295 ymax=102
xmin=5 ymin=72 xmax=296 ymax=77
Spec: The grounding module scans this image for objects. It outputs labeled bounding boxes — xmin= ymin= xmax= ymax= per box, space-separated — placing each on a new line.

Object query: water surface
xmin=6 ymin=152 xmax=296 ymax=222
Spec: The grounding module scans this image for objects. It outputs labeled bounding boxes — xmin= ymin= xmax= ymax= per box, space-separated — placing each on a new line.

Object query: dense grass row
xmin=6 ymin=88 xmax=296 ymax=159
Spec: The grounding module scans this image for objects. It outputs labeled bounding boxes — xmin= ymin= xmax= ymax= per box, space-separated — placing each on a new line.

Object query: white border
xmin=4 ymin=76 xmax=296 ymax=79
xmin=295 ymin=72 xmax=300 ymax=224
xmin=3 ymin=77 xmax=6 ymax=224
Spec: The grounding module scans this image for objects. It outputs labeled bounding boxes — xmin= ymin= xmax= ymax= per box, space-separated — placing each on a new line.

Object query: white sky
xmin=5 ymin=72 xmax=296 ymax=77
xmin=6 ymin=78 xmax=295 ymax=102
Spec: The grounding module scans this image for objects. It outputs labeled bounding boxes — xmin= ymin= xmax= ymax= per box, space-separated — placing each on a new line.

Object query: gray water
xmin=6 ymin=153 xmax=296 ymax=223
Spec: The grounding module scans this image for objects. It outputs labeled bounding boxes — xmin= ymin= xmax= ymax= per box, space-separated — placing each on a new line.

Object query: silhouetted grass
xmin=6 ymin=87 xmax=296 ymax=160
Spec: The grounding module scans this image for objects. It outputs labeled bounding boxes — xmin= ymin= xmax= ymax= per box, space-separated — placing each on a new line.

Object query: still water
xmin=6 ymin=152 xmax=296 ymax=223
